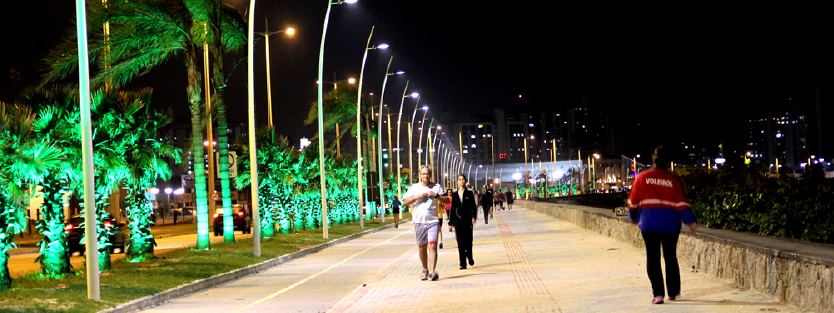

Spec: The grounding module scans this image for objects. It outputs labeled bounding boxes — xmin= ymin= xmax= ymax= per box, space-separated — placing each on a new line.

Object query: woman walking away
xmin=480 ymin=189 xmax=493 ymax=224
xmin=445 ymin=188 xmax=454 ymax=233
xmin=628 ymin=145 xmax=698 ymax=304
xmin=391 ymin=196 xmax=401 ymax=228
xmin=450 ymin=174 xmax=477 ymax=269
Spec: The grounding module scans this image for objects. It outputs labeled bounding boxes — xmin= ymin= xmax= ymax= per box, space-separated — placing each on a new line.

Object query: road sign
xmin=216 ymin=151 xmax=238 ymax=178
xmin=182 ymin=174 xmax=195 ymax=189
xmin=210 ymin=193 xmax=220 ymax=201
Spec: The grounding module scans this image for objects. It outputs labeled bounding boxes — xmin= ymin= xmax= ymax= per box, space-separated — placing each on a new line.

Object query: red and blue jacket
xmin=628 ymin=168 xmax=696 ymax=233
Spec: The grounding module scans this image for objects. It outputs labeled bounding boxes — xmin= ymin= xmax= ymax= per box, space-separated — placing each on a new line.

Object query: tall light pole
xmin=355 ymin=26 xmax=388 ymax=229
xmin=491 ymin=135 xmax=495 ymax=190
xmin=317 ymin=0 xmax=356 ymax=238
xmin=377 ymin=57 xmax=403 ymax=223
xmin=256 ymin=19 xmax=294 ymax=128
xmin=246 ymin=0 xmax=262 ymax=255
xmin=416 ymin=107 xmax=429 ymax=170
xmin=408 ymin=95 xmax=422 ymax=184
xmin=75 ymin=0 xmax=99 ymax=299
xmin=397 ymin=84 xmax=417 ymax=206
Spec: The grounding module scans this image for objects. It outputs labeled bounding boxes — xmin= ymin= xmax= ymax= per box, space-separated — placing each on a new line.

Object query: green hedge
xmin=680 ymin=167 xmax=834 ymax=244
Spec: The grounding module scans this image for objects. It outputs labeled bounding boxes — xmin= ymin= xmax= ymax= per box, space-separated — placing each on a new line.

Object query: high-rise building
xmin=745 ymin=107 xmax=811 ymax=170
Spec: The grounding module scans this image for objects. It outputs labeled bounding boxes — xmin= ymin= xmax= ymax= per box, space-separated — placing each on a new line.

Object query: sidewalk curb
xmin=98 ymin=218 xmax=411 ymax=313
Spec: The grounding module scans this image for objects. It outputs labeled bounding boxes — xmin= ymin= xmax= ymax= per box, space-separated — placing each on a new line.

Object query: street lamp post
xmin=256 ymin=19 xmax=294 ymax=128
xmin=416 ymin=107 xmax=429 ymax=171
xmin=397 ymin=85 xmax=417 ymax=206
xmin=377 ymin=57 xmax=403 ymax=223
xmin=75 ymin=0 xmax=99 ymax=299
xmin=316 ymin=0 xmax=357 ymax=238
xmin=247 ymin=0 xmax=262 ymax=255
xmin=355 ymin=26 xmax=388 ymax=228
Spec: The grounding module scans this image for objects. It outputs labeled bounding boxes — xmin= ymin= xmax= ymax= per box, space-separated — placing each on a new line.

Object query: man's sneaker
xmin=430 ymin=271 xmax=439 ymax=281
xmin=439 ymin=242 xmax=443 ymax=249
xmin=420 ymin=269 xmax=429 ymax=281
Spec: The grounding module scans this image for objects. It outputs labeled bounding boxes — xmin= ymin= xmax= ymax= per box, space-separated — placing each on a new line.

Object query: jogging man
xmin=403 ymin=165 xmax=448 ymax=281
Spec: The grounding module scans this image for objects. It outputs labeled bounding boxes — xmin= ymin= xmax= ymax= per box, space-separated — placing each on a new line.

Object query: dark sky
xmin=2 ymin=1 xmax=831 ymax=157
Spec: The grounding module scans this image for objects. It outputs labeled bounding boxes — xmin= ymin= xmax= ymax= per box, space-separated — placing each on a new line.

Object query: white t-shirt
xmin=403 ymin=182 xmax=445 ymax=224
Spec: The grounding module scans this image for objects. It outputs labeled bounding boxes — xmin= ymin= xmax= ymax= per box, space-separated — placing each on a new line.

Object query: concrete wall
xmin=518 ymin=200 xmax=834 ymax=313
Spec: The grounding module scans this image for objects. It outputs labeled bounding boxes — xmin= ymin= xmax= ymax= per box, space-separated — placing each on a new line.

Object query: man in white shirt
xmin=403 ymin=165 xmax=448 ymax=281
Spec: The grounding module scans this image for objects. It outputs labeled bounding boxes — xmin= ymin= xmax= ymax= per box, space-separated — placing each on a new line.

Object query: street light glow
xmin=286 ymin=28 xmax=295 ymax=35
xmin=411 ymin=92 xmax=419 ymax=98
xmin=421 ymin=105 xmax=428 ymax=111
xmin=164 ymin=187 xmax=173 ymax=195
xmin=395 ymin=71 xmax=405 ymax=75
xmin=348 ymin=78 xmax=356 ymax=84
xmin=377 ymin=43 xmax=389 ymax=49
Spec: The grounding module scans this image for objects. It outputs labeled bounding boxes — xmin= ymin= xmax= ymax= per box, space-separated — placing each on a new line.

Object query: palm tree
xmin=0 ymin=101 xmax=64 ymax=289
xmin=41 ymin=0 xmax=224 ymax=249
xmin=200 ymin=0 xmax=246 ymax=243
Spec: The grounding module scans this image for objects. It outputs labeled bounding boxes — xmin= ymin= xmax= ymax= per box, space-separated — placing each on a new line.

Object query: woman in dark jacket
xmin=449 ymin=174 xmax=478 ymax=269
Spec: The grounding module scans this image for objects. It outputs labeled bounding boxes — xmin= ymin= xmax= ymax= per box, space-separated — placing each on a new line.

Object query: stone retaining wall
xmin=519 ymin=200 xmax=834 ymax=313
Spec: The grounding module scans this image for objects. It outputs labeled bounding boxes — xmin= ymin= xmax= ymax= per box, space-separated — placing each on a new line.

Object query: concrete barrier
xmin=519 ymin=200 xmax=834 ymax=313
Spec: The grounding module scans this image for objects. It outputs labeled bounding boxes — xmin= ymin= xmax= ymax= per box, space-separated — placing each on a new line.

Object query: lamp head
xmin=286 ymin=28 xmax=295 ymax=35
xmin=377 ymin=43 xmax=389 ymax=49
xmin=348 ymin=78 xmax=356 ymax=84
xmin=164 ymin=187 xmax=173 ymax=194
xmin=343 ymin=0 xmax=358 ymax=3
xmin=421 ymin=105 xmax=428 ymax=111
xmin=410 ymin=92 xmax=419 ymax=98
xmin=395 ymin=71 xmax=405 ymax=75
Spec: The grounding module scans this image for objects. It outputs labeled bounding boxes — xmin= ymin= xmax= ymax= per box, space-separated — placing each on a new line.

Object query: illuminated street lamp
xmin=377 ymin=57 xmax=404 ymax=223
xmin=74 ymin=0 xmax=100 ymax=299
xmin=407 ymin=95 xmax=422 ymax=184
xmin=356 ymin=26 xmax=388 ymax=228
xmin=395 ymin=83 xmax=417 ymax=209
xmin=316 ymin=0 xmax=356 ymax=238
xmin=416 ymin=106 xmax=429 ymax=173
xmin=256 ymin=20 xmax=295 ymax=128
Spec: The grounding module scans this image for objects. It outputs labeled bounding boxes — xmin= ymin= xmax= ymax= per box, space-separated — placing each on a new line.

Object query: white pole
xmin=76 ymin=0 xmax=99 ymax=300
xmin=247 ymin=0 xmax=261 ymax=256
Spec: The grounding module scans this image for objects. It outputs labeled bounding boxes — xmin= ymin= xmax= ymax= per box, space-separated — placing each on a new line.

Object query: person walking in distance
xmin=480 ymin=188 xmax=494 ymax=224
xmin=628 ymin=145 xmax=698 ymax=304
xmin=391 ymin=196 xmax=402 ymax=228
xmin=449 ymin=174 xmax=477 ymax=269
xmin=402 ymin=165 xmax=448 ymax=281
xmin=505 ymin=188 xmax=514 ymax=210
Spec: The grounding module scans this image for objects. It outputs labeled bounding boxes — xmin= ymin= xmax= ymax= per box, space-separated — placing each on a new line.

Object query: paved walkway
xmin=145 ymin=205 xmax=798 ymax=313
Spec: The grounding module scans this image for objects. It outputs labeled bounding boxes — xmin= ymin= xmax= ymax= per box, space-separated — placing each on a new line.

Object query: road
xmin=8 ymin=231 xmax=251 ymax=278
xmin=141 ymin=205 xmax=797 ymax=313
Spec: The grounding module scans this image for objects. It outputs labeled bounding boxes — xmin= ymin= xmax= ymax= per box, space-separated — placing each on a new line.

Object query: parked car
xmin=213 ymin=206 xmax=250 ymax=236
xmin=65 ymin=214 xmax=127 ymax=255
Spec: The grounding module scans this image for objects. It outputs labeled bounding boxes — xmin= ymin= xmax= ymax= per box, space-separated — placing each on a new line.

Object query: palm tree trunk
xmin=210 ymin=51 xmax=235 ymax=244
xmin=93 ymin=186 xmax=112 ymax=271
xmin=258 ymin=186 xmax=275 ymax=238
xmin=0 ymin=196 xmax=16 ymax=290
xmin=37 ymin=177 xmax=71 ymax=276
xmin=125 ymin=185 xmax=155 ymax=261
xmin=187 ymin=47 xmax=211 ymax=250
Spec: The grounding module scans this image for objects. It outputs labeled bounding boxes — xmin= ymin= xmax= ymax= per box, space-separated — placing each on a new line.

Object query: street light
xmin=395 ymin=83 xmax=417 ymax=213
xmin=377 ymin=57 xmax=404 ymax=223
xmin=317 ymin=0 xmax=356 ymax=238
xmin=256 ymin=19 xmax=295 ymax=128
xmin=416 ymin=106 xmax=429 ymax=173
xmin=355 ymin=26 xmax=389 ymax=228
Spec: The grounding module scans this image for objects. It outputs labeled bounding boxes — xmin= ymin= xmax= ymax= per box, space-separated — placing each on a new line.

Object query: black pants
xmin=455 ymin=222 xmax=474 ymax=267
xmin=641 ymin=232 xmax=681 ymax=297
xmin=482 ymin=206 xmax=492 ymax=224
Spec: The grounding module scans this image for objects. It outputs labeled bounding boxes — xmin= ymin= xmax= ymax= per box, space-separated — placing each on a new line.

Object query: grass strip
xmin=0 ymin=213 xmax=409 ymax=313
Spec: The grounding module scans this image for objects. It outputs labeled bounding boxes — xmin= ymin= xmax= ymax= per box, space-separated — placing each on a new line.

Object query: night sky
xmin=2 ymin=1 xmax=831 ymax=158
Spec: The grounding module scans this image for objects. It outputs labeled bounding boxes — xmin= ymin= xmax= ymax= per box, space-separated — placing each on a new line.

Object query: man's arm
xmin=402 ymin=194 xmax=424 ymax=207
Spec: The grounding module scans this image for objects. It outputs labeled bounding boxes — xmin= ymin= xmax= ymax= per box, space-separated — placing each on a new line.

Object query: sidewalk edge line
xmin=97 ymin=219 xmax=411 ymax=313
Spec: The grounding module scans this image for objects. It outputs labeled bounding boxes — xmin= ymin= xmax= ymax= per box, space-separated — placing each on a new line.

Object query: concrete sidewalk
xmin=330 ymin=205 xmax=798 ymax=313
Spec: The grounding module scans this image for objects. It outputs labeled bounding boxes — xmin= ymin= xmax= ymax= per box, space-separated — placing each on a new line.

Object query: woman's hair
xmin=457 ymin=174 xmax=467 ymax=182
xmin=652 ymin=145 xmax=669 ymax=168
xmin=446 ymin=189 xmax=453 ymax=194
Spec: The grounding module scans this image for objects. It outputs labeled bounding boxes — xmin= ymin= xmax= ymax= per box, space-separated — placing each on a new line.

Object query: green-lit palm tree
xmin=42 ymin=0 xmax=220 ymax=249
xmin=200 ymin=0 xmax=246 ymax=243
xmin=0 ymin=101 xmax=64 ymax=289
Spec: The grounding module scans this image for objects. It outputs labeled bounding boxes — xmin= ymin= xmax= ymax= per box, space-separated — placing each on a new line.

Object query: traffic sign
xmin=210 ymin=193 xmax=220 ymax=201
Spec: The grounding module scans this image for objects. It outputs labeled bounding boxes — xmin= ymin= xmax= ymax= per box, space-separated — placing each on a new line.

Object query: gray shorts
xmin=414 ymin=222 xmax=439 ymax=247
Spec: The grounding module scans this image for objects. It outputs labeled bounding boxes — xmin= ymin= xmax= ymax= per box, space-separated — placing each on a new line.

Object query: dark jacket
xmin=480 ymin=190 xmax=494 ymax=207
xmin=450 ymin=189 xmax=478 ymax=225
